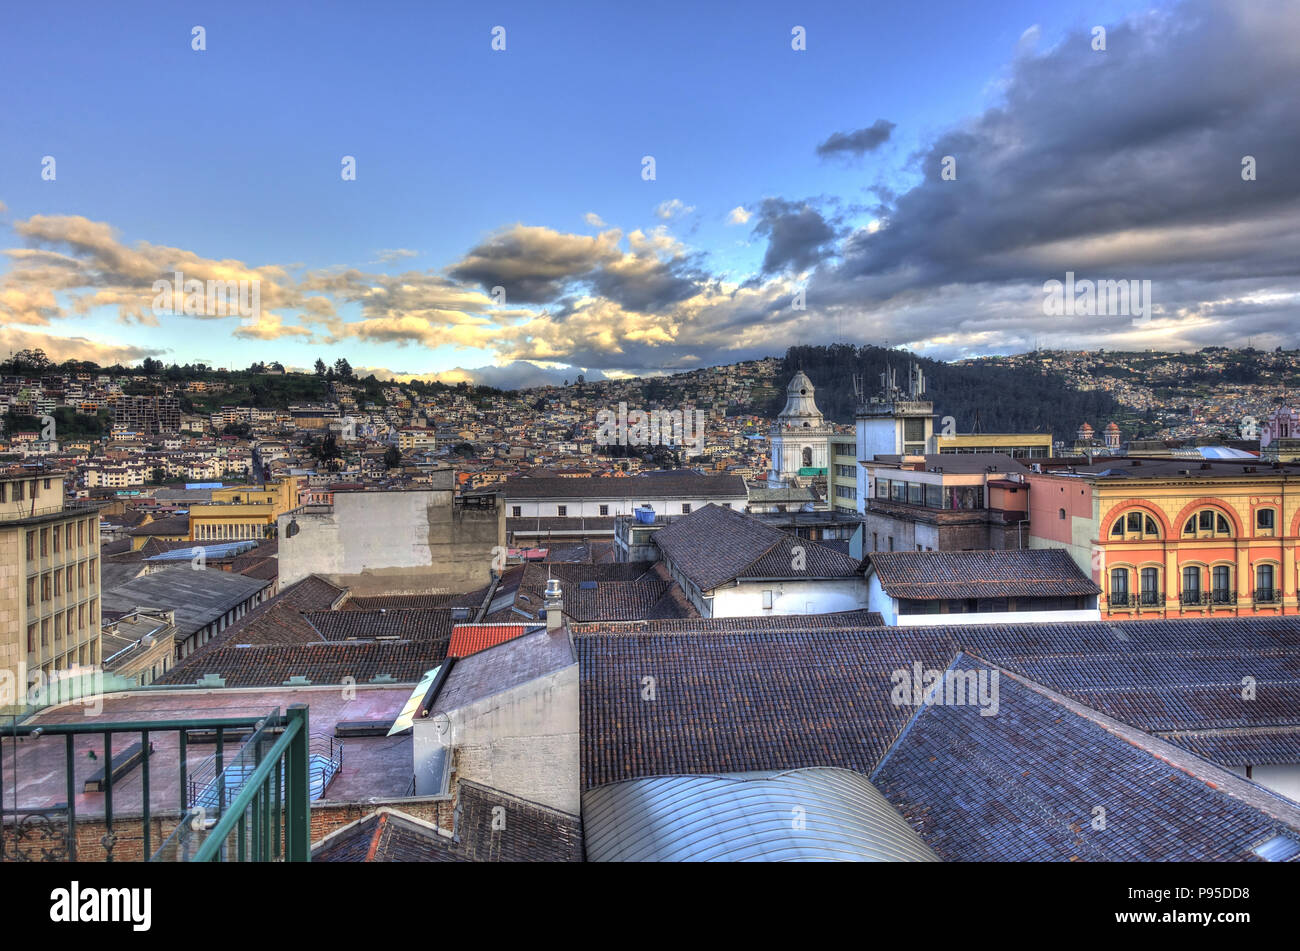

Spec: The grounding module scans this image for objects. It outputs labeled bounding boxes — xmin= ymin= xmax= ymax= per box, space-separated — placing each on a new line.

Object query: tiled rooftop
xmin=867 ymin=548 xmax=1101 ymax=600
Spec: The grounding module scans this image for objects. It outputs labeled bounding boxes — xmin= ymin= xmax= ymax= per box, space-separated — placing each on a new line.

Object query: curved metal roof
xmin=582 ymin=767 xmax=939 ymax=862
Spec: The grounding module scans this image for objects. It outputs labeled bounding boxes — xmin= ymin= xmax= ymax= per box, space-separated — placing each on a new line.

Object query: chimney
xmin=544 ymin=577 xmax=563 ymax=631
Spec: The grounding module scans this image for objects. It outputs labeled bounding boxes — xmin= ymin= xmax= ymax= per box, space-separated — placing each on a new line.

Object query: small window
xmin=1059 ymin=508 xmax=1066 ymax=520
xmin=1184 ymin=516 xmax=1196 ymax=534
xmin=599 ymin=504 xmax=609 ymax=516
xmin=1111 ymin=519 xmax=1124 ymax=536
xmin=1145 ymin=516 xmax=1158 ymax=536
xmin=1110 ymin=568 xmax=1129 ymax=598
xmin=681 ymin=504 xmax=691 ymax=515
xmin=1217 ymin=514 xmax=1230 ymax=534
xmin=557 ymin=505 xmax=567 ymax=517
xmin=1258 ymin=509 xmax=1275 ymax=530
xmin=762 ymin=590 xmax=773 ymax=609
xmin=511 ymin=506 xmax=521 ymax=518
xmin=1199 ymin=511 xmax=1214 ymax=531
xmin=1127 ymin=512 xmax=1143 ymax=533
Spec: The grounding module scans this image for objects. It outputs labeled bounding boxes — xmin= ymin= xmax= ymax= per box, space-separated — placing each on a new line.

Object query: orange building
xmin=1027 ymin=457 xmax=1300 ymax=618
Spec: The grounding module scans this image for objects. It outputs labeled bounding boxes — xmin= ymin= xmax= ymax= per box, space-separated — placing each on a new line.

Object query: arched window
xmin=1182 ymin=509 xmax=1232 ymax=538
xmin=1059 ymin=508 xmax=1067 ymax=520
xmin=1111 ymin=510 xmax=1161 ymax=539
xmin=802 ymin=447 xmax=813 ymax=467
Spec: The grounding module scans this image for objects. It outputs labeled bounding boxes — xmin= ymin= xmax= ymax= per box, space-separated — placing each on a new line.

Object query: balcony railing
xmin=1106 ymin=593 xmax=1165 ymax=609
xmin=1255 ymin=587 xmax=1280 ymax=604
xmin=1 ymin=705 xmax=312 ymax=863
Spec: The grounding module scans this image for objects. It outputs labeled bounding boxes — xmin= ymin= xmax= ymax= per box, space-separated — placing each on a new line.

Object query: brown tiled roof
xmin=867 ymin=549 xmax=1100 ymax=600
xmin=155 ymin=639 xmax=444 ymax=686
xmin=303 ymin=609 xmax=456 ymax=641
xmin=312 ymin=782 xmax=583 ymax=862
xmin=652 ymin=504 xmax=859 ymax=590
xmin=569 ymin=608 xmax=883 ymax=635
xmin=343 ymin=593 xmax=457 ymax=610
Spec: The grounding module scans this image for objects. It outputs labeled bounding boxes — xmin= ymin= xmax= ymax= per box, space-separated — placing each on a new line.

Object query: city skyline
xmin=2 ymin=0 xmax=1297 ymax=386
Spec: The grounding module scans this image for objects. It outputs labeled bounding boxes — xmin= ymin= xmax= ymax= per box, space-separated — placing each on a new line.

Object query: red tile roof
xmin=448 ymin=623 xmax=534 ymax=658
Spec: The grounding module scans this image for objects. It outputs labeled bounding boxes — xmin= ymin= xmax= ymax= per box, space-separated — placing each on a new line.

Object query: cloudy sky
xmin=1 ymin=0 xmax=1296 ymax=387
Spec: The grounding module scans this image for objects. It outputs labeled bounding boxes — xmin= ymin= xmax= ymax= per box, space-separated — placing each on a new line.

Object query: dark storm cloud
xmin=816 ymin=120 xmax=897 ymax=158
xmin=822 ymin=0 xmax=1300 ymax=300
xmin=752 ymin=198 xmax=839 ymax=275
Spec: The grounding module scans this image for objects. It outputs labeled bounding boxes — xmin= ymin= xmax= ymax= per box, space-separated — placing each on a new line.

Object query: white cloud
xmin=726 ymin=206 xmax=752 ymax=226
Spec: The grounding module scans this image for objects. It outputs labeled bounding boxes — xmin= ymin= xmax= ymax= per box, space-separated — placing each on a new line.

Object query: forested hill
xmin=766 ymin=344 xmax=1125 ymax=439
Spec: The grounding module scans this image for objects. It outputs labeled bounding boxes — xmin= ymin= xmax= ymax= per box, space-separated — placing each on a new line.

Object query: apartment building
xmin=0 ymin=469 xmax=102 ymax=709
xmin=1028 ymin=457 xmax=1300 ymax=618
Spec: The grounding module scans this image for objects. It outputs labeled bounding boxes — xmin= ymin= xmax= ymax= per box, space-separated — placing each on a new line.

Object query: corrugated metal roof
xmin=582 ymin=767 xmax=939 ymax=862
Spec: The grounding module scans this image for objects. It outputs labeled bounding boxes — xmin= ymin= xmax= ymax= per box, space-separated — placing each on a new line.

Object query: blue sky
xmin=2 ymin=0 xmax=1296 ymax=386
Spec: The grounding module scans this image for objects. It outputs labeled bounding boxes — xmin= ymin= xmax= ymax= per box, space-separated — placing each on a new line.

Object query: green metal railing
xmin=151 ymin=705 xmax=311 ymax=862
xmin=1 ymin=704 xmax=311 ymax=862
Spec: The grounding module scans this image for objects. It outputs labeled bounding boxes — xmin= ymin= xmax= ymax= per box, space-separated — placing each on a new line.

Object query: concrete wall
xmin=279 ymin=485 xmax=502 ymax=596
xmin=415 ymin=665 xmax=579 ymax=814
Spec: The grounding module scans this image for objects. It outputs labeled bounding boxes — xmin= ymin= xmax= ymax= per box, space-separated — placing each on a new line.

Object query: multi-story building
xmin=0 ymin=469 xmax=102 ymax=710
xmin=1028 ymin=457 xmax=1300 ymax=618
xmin=188 ymin=477 xmax=299 ymax=541
xmin=858 ymin=454 xmax=1031 ymax=553
xmin=108 ymin=395 xmax=181 ymax=435
xmin=830 ymin=435 xmax=858 ymax=514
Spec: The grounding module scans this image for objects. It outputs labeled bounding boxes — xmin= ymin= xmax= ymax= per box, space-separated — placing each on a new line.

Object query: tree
xmin=314 ymin=358 xmax=328 ymax=376
xmin=141 ymin=357 xmax=163 ymax=375
xmin=334 ymin=358 xmax=353 ymax=381
xmin=383 ymin=446 xmax=402 ymax=469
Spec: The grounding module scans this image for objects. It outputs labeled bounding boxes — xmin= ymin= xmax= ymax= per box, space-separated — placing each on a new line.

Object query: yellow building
xmin=0 ymin=469 xmax=102 ymax=710
xmin=937 ymin=433 xmax=1053 ymax=459
xmin=188 ymin=477 xmax=299 ymax=541
xmin=1029 ymin=458 xmax=1300 ymax=619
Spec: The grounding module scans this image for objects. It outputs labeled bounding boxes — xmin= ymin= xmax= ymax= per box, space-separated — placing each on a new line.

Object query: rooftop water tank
xmin=634 ymin=506 xmax=656 ymax=524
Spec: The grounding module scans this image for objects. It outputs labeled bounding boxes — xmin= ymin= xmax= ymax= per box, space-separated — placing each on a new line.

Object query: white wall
xmin=710 ymin=578 xmax=869 ymax=618
xmin=1228 ymin=764 xmax=1300 ymax=803
xmin=895 ymin=607 xmax=1101 ymax=626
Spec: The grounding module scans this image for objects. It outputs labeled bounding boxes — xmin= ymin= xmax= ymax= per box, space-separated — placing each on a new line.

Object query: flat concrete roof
xmin=4 ymin=686 xmax=414 ymax=819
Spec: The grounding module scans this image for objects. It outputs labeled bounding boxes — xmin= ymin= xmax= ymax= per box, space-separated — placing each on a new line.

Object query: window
xmin=681 ymin=504 xmax=691 ymax=515
xmin=13 ymin=481 xmax=23 ymax=501
xmin=42 ymin=574 xmax=51 ymax=600
xmin=888 ymin=536 xmax=894 ymax=551
xmin=1212 ymin=566 xmax=1232 ymax=603
xmin=1060 ymin=508 xmax=1067 ymax=520
xmin=1110 ymin=568 xmax=1129 ymax=601
xmin=511 ymin=506 xmax=521 ymax=517
xmin=599 ymin=504 xmax=609 ymax=516
xmin=1257 ymin=509 xmax=1276 ymax=530
xmin=26 ymin=531 xmax=35 ymax=560
xmin=762 ymin=590 xmax=773 ymax=609
xmin=78 ymin=521 xmax=85 ymax=546
xmin=52 ymin=527 xmax=60 ymax=554
xmin=1256 ymin=564 xmax=1277 ymax=602
xmin=556 ymin=505 xmax=567 ymax=517
xmin=39 ymin=529 xmax=48 ymax=556
xmin=1113 ymin=512 xmax=1160 ymax=539
xmin=1182 ymin=566 xmax=1202 ymax=603
xmin=1140 ymin=567 xmax=1160 ymax=604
